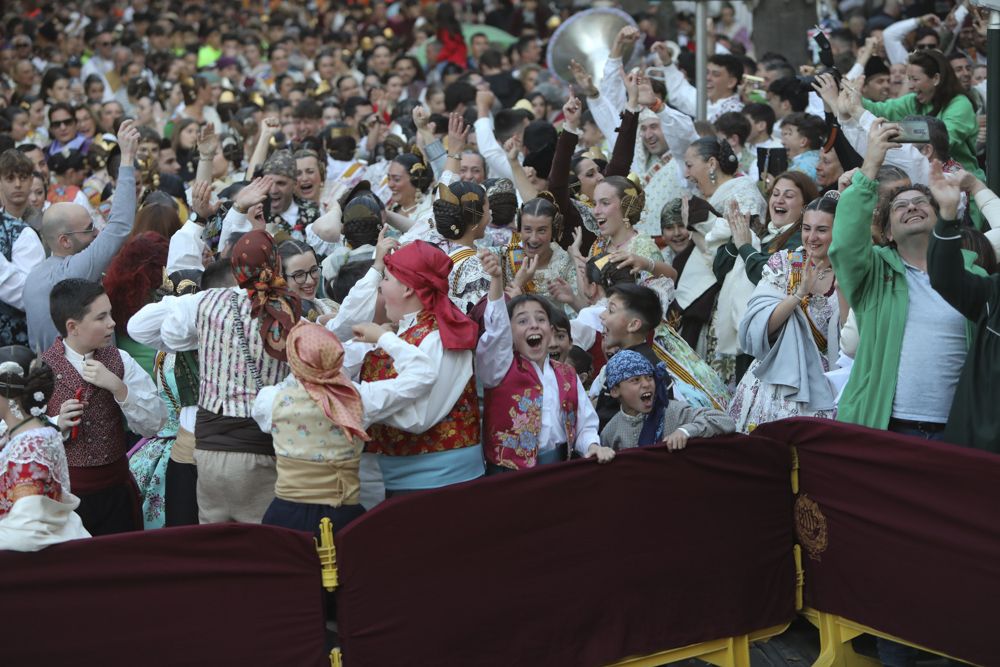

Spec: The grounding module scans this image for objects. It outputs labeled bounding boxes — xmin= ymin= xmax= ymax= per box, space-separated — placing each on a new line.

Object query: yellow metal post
xmin=316 ymin=517 xmax=338 ymax=592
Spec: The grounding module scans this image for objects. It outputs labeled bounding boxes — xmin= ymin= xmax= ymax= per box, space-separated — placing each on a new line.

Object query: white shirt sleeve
xmin=250 ymin=375 xmax=297 ymax=433
xmin=600 ymin=56 xmax=627 ymax=112
xmin=219 ymin=206 xmax=252 ymax=253
xmin=326 ymin=267 xmax=379 ymax=341
xmin=356 ymin=330 xmax=445 ymax=431
xmin=883 ymin=17 xmax=919 ymax=66
xmin=167 ymin=220 xmax=207 ymax=273
xmin=475 ymin=296 xmax=514 ymax=389
xmin=474 ymin=117 xmax=515 ymax=182
xmin=160 ymin=291 xmax=210 ymax=353
xmin=588 ymin=95 xmax=624 ymax=163
xmin=0 ymin=227 xmax=45 ymax=310
xmin=305 ymin=224 xmax=340 ymax=258
xmin=663 ymin=63 xmax=697 ymax=118
xmin=572 ymin=375 xmax=600 ymax=456
xmin=843 ymin=110 xmax=929 ymax=185
xmin=658 ymin=103 xmax=698 ymax=162
xmin=116 ymin=349 xmax=167 ymax=437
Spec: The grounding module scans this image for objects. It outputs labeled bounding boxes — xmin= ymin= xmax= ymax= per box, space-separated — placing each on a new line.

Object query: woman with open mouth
xmin=499 ymin=194 xmax=579 ymax=311
xmin=728 ymin=193 xmax=842 ymax=433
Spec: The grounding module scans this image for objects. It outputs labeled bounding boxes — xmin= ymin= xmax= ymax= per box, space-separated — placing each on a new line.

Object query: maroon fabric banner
xmin=0 ymin=523 xmax=327 ymax=667
xmin=335 ymin=436 xmax=796 ymax=667
xmin=755 ymin=418 xmax=1000 ymax=665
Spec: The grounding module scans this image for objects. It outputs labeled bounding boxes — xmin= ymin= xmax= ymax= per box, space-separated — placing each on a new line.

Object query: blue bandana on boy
xmin=606 ymin=350 xmax=673 ymax=447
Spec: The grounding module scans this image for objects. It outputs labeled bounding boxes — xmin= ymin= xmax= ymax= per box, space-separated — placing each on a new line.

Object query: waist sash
xmin=171 ymin=426 xmax=197 ymax=464
xmin=274 ymin=456 xmax=361 ymax=507
xmin=195 ymin=408 xmax=275 ymax=456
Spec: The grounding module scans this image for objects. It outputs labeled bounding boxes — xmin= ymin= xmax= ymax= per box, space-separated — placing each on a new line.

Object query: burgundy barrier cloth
xmin=756 ymin=418 xmax=1000 ymax=665
xmin=0 ymin=523 xmax=327 ymax=667
xmin=335 ymin=436 xmax=796 ymax=667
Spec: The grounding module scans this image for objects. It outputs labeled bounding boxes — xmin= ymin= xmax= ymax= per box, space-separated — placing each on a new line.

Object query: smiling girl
xmin=728 ymin=193 xmax=842 ymax=433
xmin=500 ymin=194 xmax=579 ymax=309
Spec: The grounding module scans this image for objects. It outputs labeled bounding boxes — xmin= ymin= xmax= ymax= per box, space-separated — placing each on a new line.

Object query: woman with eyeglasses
xmin=861 ymin=49 xmax=983 ymax=183
xmin=728 ymin=194 xmax=842 ymax=433
xmin=278 ymin=240 xmax=337 ymax=321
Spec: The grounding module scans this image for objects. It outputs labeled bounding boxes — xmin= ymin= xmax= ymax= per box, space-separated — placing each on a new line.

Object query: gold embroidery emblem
xmin=794 ymin=494 xmax=828 ymax=561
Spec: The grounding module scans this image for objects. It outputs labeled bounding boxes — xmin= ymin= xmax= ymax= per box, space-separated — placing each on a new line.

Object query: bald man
xmin=25 ymin=120 xmax=140 ymax=351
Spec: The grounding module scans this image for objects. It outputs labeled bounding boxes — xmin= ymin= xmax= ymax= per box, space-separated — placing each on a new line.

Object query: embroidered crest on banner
xmin=794 ymin=494 xmax=828 ymax=561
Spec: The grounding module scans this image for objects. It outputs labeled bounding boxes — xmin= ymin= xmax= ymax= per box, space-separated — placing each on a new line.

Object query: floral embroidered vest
xmin=359 ymin=311 xmax=480 ymax=457
xmin=483 ymin=355 xmax=579 ymax=470
xmin=43 ymin=339 xmax=127 ymax=467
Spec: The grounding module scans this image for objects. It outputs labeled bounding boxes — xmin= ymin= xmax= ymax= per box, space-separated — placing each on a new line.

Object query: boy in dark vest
xmin=476 ymin=250 xmax=614 ymax=473
xmin=46 ymin=279 xmax=165 ymax=535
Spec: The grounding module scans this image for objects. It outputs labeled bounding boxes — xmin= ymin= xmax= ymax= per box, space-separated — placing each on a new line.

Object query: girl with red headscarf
xmin=334 ymin=234 xmax=485 ymax=497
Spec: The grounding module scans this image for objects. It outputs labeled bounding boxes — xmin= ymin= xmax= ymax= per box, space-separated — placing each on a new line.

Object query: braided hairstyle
xmin=600 ymin=176 xmax=646 ymax=227
xmin=392 ymin=152 xmax=433 ymax=193
xmin=518 ymin=192 xmax=564 ymax=240
xmin=483 ymin=178 xmax=517 ymax=228
xmin=433 ymin=180 xmax=487 ymax=240
xmin=0 ymin=346 xmax=55 ymax=420
xmin=689 ymin=136 xmax=740 ymax=176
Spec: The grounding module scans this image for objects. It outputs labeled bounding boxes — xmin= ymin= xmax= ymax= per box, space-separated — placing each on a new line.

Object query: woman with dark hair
xmin=684 ymin=136 xmax=766 ymax=218
xmin=729 ymin=193 xmax=843 ymax=432
xmin=431 ymin=180 xmax=493 ymax=312
xmin=385 ymin=151 xmax=433 ymax=227
xmin=84 ymin=74 xmax=106 ymax=105
xmin=435 ymin=4 xmax=468 ymax=70
xmin=0 ymin=346 xmax=90 ymax=550
xmin=41 ymin=67 xmax=72 ymax=105
xmin=170 ymin=117 xmax=200 ymax=182
xmin=277 ymin=239 xmax=337 ymax=321
xmin=104 ymin=232 xmax=171 ymax=379
xmin=499 ymin=193 xmax=580 ymax=309
xmin=862 ymin=49 xmax=982 ymax=179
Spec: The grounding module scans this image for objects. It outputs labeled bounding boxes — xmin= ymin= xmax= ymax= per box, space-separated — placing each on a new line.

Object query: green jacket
xmin=862 ymin=92 xmax=983 ymax=181
xmin=828 ymin=171 xmax=982 ymax=429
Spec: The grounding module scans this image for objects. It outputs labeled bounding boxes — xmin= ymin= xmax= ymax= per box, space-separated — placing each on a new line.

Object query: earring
xmin=709 ymin=169 xmax=717 ymax=184
xmin=9 ymin=401 xmax=24 ymax=420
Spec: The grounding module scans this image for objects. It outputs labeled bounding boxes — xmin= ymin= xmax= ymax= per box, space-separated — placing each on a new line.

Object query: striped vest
xmin=359 ymin=312 xmax=480 ymax=457
xmin=195 ymin=288 xmax=289 ymax=417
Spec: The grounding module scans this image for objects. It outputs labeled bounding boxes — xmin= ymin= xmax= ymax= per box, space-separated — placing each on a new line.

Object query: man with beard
xmin=259 ymin=150 xmax=322 ymax=251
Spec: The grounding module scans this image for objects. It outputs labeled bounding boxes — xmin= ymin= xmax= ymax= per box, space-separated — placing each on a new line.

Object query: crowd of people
xmin=0 ymin=1 xmax=995 ymax=656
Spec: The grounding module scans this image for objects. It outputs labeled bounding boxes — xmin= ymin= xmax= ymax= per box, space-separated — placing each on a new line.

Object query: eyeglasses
xmin=64 ymin=223 xmax=96 ymax=235
xmin=288 ymin=266 xmax=320 ymax=285
xmin=890 ymin=195 xmax=931 ymax=212
xmin=13 ymin=42 xmax=30 ymax=49
xmin=50 ymin=118 xmax=75 ymax=128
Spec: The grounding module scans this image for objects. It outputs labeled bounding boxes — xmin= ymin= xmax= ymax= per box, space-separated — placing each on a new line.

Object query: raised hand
xmin=726 ymin=200 xmax=753 ymax=248
xmin=928 ymin=159 xmax=962 ymax=220
xmin=191 ymin=179 xmax=218 ymax=220
xmin=476 ymin=89 xmax=495 ymax=117
xmin=479 ymin=248 xmax=502 ymax=279
xmin=117 ymin=119 xmax=140 ymax=165
xmin=372 ymin=224 xmax=400 ymax=272
xmin=562 ymin=95 xmax=582 ymax=130
xmin=568 ymin=59 xmax=596 ymax=98
xmin=198 ymin=123 xmax=219 ymax=160
xmin=861 ymin=118 xmax=901 ymax=180
xmin=811 ymin=72 xmax=841 ymax=115
xmin=447 ymin=112 xmax=468 ymax=154
xmin=513 ymin=254 xmax=539 ymax=289
xmin=503 ymin=135 xmax=522 ymax=163
xmin=234 ymin=175 xmax=273 ymax=214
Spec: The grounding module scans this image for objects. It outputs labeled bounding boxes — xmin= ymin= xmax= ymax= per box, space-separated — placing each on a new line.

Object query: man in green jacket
xmin=828 ymin=118 xmax=983 ymax=439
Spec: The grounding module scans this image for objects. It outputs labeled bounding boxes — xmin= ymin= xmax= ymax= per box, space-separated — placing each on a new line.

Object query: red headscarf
xmin=230 ymin=230 xmax=302 ymax=362
xmin=383 ymin=240 xmax=478 ymax=350
xmin=286 ymin=322 xmax=369 ymax=443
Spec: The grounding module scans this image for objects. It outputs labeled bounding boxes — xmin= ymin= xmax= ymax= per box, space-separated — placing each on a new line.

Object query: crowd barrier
xmin=1 ymin=419 xmax=996 ymax=666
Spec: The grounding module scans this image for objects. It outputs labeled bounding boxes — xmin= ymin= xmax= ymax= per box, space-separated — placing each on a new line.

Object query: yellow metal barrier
xmin=315 ymin=517 xmax=343 ymax=667
xmin=605 ymin=623 xmax=789 ymax=667
xmin=801 ymin=608 xmax=976 ymax=667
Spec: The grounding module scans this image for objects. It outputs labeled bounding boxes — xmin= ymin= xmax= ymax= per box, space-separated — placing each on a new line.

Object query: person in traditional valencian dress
xmin=432 ymin=180 xmax=493 ymax=313
xmin=0 ymin=346 xmax=90 ymax=551
xmin=728 ymin=194 xmax=842 ymax=433
xmin=129 ymin=230 xmax=300 ymax=524
xmin=476 ymin=251 xmax=613 ymax=472
xmin=45 ymin=279 xmax=165 ymax=536
xmin=499 ymin=194 xmax=579 ymax=310
xmin=353 ymin=240 xmax=484 ymax=496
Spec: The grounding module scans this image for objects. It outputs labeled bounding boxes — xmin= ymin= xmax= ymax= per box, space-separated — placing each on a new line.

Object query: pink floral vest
xmin=483 ymin=355 xmax=579 ymax=470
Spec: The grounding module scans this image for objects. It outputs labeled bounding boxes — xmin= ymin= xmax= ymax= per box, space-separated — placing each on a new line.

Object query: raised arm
xmin=549 ymin=96 xmax=586 ymax=249
xmin=927 ymin=161 xmax=995 ymax=321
